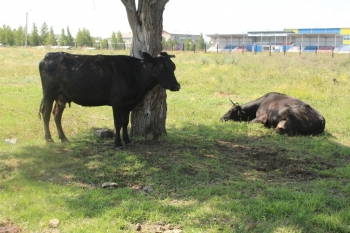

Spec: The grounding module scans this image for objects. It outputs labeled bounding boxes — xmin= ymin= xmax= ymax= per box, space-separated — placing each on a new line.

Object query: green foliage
xmin=59 ymin=28 xmax=67 ymax=46
xmin=1 ymin=49 xmax=350 ymax=232
xmin=28 ymin=23 xmax=40 ymax=46
xmin=111 ymin=31 xmax=117 ymax=43
xmin=100 ymin=38 xmax=109 ymax=49
xmin=0 ymin=25 xmax=15 ymax=45
xmin=66 ymin=27 xmax=74 ymax=46
xmin=14 ymin=26 xmax=25 ymax=46
xmin=162 ymin=38 xmax=177 ymax=51
xmin=117 ymin=30 xmax=123 ymax=43
xmin=196 ymin=33 xmax=205 ymax=50
xmin=45 ymin=27 xmax=57 ymax=46
xmin=76 ymin=28 xmax=93 ymax=47
xmin=184 ymin=37 xmax=194 ymax=51
xmin=39 ymin=22 xmax=48 ymax=45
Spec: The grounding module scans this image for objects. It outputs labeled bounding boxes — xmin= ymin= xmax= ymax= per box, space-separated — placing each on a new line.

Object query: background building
xmin=207 ymin=27 xmax=350 ymax=53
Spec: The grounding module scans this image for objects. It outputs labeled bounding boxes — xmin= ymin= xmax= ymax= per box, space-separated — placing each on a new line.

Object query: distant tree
xmin=161 ymin=36 xmax=167 ymax=49
xmin=0 ymin=25 xmax=15 ymax=46
xmin=117 ymin=30 xmax=123 ymax=43
xmin=76 ymin=28 xmax=93 ymax=47
xmin=59 ymin=28 xmax=67 ymax=45
xmin=39 ymin=22 xmax=49 ymax=45
xmin=45 ymin=27 xmax=57 ymax=45
xmin=66 ymin=27 xmax=74 ymax=46
xmin=111 ymin=32 xmax=117 ymax=43
xmin=184 ymin=38 xmax=193 ymax=51
xmin=162 ymin=37 xmax=175 ymax=50
xmin=29 ymin=23 xmax=40 ymax=46
xmin=197 ymin=33 xmax=205 ymax=50
xmin=14 ymin=26 xmax=25 ymax=46
xmin=100 ymin=38 xmax=108 ymax=49
xmin=111 ymin=31 xmax=117 ymax=49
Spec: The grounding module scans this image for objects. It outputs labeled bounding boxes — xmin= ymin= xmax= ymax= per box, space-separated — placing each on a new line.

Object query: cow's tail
xmin=38 ymin=98 xmax=44 ymax=120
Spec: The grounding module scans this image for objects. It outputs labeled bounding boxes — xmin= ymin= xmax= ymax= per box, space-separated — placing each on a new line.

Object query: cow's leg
xmin=275 ymin=120 xmax=287 ymax=135
xmin=40 ymin=97 xmax=55 ymax=143
xmin=122 ymin=110 xmax=132 ymax=146
xmin=112 ymin=106 xmax=123 ymax=149
xmin=52 ymin=94 xmax=70 ymax=143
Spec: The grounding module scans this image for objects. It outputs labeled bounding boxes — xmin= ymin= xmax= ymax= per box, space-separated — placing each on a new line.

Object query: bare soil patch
xmin=0 ymin=220 xmax=21 ymax=233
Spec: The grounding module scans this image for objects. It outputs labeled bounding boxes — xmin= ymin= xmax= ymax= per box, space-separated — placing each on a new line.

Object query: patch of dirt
xmin=0 ymin=220 xmax=21 ymax=233
xmin=127 ymin=139 xmax=338 ymax=182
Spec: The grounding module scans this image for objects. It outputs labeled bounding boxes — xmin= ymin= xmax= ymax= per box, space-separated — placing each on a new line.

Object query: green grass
xmin=1 ymin=47 xmax=350 ymax=232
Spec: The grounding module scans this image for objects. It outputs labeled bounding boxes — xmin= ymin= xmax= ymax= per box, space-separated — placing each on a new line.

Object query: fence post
xmin=217 ymin=43 xmax=218 ymax=53
xmin=205 ymin=44 xmax=206 ymax=53
xmin=299 ymin=45 xmax=301 ymax=55
xmin=315 ymin=44 xmax=317 ymax=55
xmin=255 ymin=44 xmax=257 ymax=55
xmin=269 ymin=43 xmax=271 ymax=56
xmin=332 ymin=45 xmax=334 ymax=58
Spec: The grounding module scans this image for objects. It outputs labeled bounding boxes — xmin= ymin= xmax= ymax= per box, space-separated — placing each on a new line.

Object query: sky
xmin=0 ymin=0 xmax=349 ymax=40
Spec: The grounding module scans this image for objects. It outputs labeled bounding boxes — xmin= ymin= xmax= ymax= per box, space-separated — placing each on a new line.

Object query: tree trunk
xmin=121 ymin=0 xmax=169 ymax=140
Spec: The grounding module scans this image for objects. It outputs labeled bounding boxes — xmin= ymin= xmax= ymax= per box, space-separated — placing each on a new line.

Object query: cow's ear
xmin=236 ymin=105 xmax=242 ymax=110
xmin=142 ymin=52 xmax=154 ymax=63
xmin=159 ymin=52 xmax=175 ymax=58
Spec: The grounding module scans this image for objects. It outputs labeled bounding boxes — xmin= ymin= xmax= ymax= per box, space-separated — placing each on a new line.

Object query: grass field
xmin=1 ymin=47 xmax=350 ymax=232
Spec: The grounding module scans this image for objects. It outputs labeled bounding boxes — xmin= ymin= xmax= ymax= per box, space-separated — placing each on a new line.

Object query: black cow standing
xmin=220 ymin=92 xmax=325 ymax=136
xmin=38 ymin=52 xmax=180 ymax=149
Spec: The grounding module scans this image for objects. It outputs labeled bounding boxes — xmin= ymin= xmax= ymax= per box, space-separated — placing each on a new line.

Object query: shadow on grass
xmin=2 ymin=122 xmax=350 ymax=232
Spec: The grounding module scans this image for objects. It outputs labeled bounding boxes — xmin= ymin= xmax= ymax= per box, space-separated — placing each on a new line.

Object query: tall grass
xmin=1 ymin=48 xmax=350 ymax=232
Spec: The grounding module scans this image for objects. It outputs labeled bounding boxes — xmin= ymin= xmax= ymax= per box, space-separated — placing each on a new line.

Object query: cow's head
xmin=142 ymin=52 xmax=180 ymax=91
xmin=220 ymin=101 xmax=247 ymax=122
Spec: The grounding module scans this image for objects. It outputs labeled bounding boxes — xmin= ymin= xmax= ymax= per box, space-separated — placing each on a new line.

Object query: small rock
xmin=101 ymin=182 xmax=119 ymax=189
xmin=5 ymin=138 xmax=18 ymax=144
xmin=164 ymin=230 xmax=183 ymax=233
xmin=142 ymin=185 xmax=154 ymax=193
xmin=135 ymin=223 xmax=142 ymax=231
xmin=94 ymin=129 xmax=114 ymax=138
xmin=49 ymin=219 xmax=60 ymax=228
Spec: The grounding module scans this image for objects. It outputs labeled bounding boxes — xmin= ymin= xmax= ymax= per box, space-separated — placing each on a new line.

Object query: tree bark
xmin=121 ymin=0 xmax=169 ymax=140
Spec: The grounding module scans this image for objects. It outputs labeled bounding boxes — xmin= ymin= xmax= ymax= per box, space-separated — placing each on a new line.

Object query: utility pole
xmin=25 ymin=10 xmax=31 ymax=47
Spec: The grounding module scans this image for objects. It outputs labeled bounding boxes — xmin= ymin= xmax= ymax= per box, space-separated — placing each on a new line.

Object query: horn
xmin=229 ymin=98 xmax=239 ymax=106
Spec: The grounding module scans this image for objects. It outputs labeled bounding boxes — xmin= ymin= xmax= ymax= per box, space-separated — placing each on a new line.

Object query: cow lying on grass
xmin=38 ymin=52 xmax=180 ymax=149
xmin=220 ymin=92 xmax=325 ymax=136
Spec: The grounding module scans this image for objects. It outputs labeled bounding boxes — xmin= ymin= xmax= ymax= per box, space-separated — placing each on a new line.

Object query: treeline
xmin=0 ymin=22 xmax=124 ymax=48
xmin=162 ymin=33 xmax=206 ymax=51
xmin=1 ymin=22 xmax=206 ymax=50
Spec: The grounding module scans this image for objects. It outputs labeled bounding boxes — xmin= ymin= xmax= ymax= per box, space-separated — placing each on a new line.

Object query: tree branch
xmin=120 ymin=0 xmax=138 ymax=31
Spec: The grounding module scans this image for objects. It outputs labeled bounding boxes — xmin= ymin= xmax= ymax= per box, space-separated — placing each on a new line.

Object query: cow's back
xmin=257 ymin=93 xmax=325 ymax=135
xmin=39 ymin=52 xmax=142 ymax=106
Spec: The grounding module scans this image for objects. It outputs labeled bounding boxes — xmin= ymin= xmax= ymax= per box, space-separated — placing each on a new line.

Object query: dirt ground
xmin=0 ymin=221 xmax=21 ymax=233
xmin=126 ymin=138 xmax=341 ymax=183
